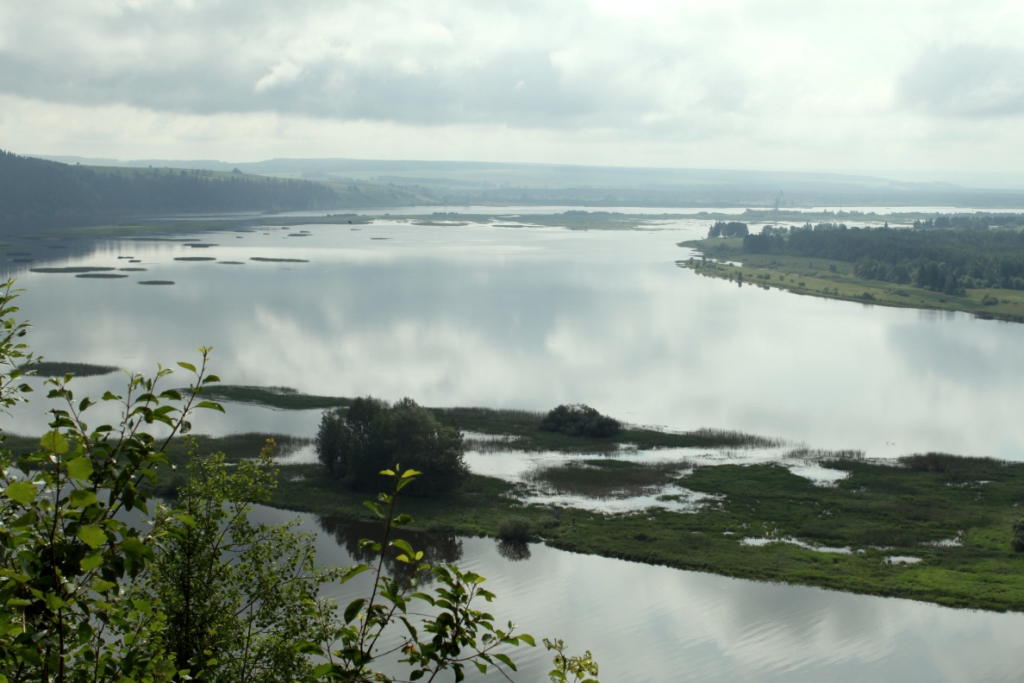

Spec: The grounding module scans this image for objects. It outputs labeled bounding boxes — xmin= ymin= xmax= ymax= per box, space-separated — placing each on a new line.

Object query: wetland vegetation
xmin=108 ymin=383 xmax=1024 ymax=613
xmin=681 ymin=219 xmax=1024 ymax=322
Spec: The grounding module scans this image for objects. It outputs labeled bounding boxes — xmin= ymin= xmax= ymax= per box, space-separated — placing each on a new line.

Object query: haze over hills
xmin=0 ymin=151 xmax=431 ymax=232
xmin=33 ymin=154 xmax=1024 ymax=210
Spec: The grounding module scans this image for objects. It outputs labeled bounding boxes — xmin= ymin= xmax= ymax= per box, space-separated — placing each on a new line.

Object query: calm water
xmin=5 ymin=218 xmax=1024 ymax=460
xmin=6 ymin=216 xmax=1024 ymax=679
xmin=251 ymin=505 xmax=1024 ymax=683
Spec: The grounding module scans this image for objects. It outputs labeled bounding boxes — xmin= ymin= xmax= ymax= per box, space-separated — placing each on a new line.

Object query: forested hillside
xmin=741 ymin=223 xmax=1024 ymax=294
xmin=0 ymin=150 xmax=429 ymax=232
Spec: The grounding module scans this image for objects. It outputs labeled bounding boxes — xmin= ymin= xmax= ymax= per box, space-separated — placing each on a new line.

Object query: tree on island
xmin=316 ymin=396 xmax=468 ymax=495
xmin=540 ymin=404 xmax=621 ymax=438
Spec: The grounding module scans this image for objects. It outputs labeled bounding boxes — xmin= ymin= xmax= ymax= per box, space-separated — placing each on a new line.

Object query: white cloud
xmin=1 ymin=0 xmax=1023 ymax=170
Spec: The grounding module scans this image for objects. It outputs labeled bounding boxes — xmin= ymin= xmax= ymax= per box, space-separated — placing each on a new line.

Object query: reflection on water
xmin=5 ymin=219 xmax=1023 ymax=461
xmin=314 ymin=515 xmax=463 ymax=585
xmin=243 ymin=505 xmax=1024 ymax=683
xmin=495 ymin=540 xmax=532 ymax=562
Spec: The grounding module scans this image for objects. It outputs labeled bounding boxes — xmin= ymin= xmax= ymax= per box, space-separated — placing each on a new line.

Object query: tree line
xmin=0 ymin=150 xmax=348 ymax=232
xmin=739 ymin=221 xmax=1024 ymax=295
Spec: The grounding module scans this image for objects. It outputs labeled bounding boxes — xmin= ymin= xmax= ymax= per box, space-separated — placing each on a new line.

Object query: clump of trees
xmin=316 ymin=396 xmax=468 ymax=496
xmin=741 ymin=223 xmax=1024 ymax=294
xmin=540 ymin=404 xmax=621 ymax=438
xmin=0 ymin=280 xmax=595 ymax=683
xmin=707 ymin=221 xmax=749 ymax=238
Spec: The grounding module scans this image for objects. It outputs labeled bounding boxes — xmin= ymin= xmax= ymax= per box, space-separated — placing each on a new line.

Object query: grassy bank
xmin=267 ymin=450 xmax=1024 ymax=613
xmin=678 ymin=238 xmax=1024 ymax=323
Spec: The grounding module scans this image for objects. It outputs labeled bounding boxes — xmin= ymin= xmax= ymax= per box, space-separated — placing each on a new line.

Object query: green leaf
xmin=80 ymin=552 xmax=104 ymax=572
xmin=518 ymin=634 xmax=536 ymax=647
xmin=475 ymin=662 xmax=488 ymax=674
xmin=344 ymin=598 xmax=365 ymax=624
xmin=340 ymin=564 xmax=370 ymax=584
xmin=494 ymin=653 xmax=517 ymax=671
xmin=177 ymin=361 xmax=197 ymax=372
xmin=91 ymin=579 xmax=117 ymax=593
xmin=68 ymin=490 xmax=97 ymax=508
xmin=5 ymin=481 xmax=36 ymax=504
xmin=312 ymin=663 xmax=333 ymax=678
xmin=66 ymin=457 xmax=94 ymax=481
xmin=195 ymin=400 xmax=225 ymax=413
xmin=401 ymin=468 xmax=422 ymax=479
xmin=77 ymin=525 xmax=106 ymax=549
xmin=379 ymin=468 xmax=395 ymax=477
xmin=392 ymin=538 xmax=415 ymax=554
xmin=40 ymin=430 xmax=69 ymax=454
xmin=121 ymin=537 xmax=154 ymax=561
xmin=363 ymin=501 xmax=385 ymax=518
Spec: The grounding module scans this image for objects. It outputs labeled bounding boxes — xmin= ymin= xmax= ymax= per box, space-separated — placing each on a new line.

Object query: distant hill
xmin=0 ymin=151 xmax=432 ymax=233
xmin=35 ymin=155 xmax=1024 ymax=209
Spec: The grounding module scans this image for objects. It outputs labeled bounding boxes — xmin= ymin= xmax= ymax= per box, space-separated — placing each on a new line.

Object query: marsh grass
xmin=196 ymin=384 xmax=351 ymax=410
xmin=30 ymin=266 xmax=116 ymax=274
xmin=139 ymin=280 xmax=175 ymax=285
xmin=24 ymin=361 xmax=119 ymax=377
xmin=526 ymin=460 xmax=687 ymax=498
xmin=76 ymin=273 xmax=128 ymax=279
xmin=250 ymin=257 xmax=309 ymax=263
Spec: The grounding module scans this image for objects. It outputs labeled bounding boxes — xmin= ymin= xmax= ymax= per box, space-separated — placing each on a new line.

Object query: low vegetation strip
xmin=21 ymin=361 xmax=119 ymax=377
xmin=679 ymin=242 xmax=1024 ymax=322
xmin=196 ymin=384 xmax=352 ymax=410
xmin=260 ymin=447 xmax=1024 ymax=613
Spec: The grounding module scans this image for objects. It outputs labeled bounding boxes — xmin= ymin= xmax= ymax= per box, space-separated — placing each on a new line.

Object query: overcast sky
xmin=2 ymin=0 xmax=1023 ymax=172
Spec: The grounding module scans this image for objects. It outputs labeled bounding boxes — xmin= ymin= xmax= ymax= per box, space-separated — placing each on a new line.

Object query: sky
xmin=2 ymin=0 xmax=1024 ymax=172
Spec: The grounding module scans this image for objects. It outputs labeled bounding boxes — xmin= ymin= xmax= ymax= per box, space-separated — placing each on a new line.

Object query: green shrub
xmin=539 ymin=404 xmax=620 ymax=438
xmin=497 ymin=517 xmax=531 ymax=543
xmin=1013 ymin=519 xmax=1024 ymax=552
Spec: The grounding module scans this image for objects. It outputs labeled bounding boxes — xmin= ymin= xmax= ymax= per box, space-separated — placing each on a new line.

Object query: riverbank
xmin=678 ymin=237 xmax=1024 ymax=323
xmin=107 ymin=401 xmax=1024 ymax=614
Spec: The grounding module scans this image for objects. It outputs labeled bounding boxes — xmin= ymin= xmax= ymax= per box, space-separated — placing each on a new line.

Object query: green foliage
xmin=497 ymin=517 xmax=532 ymax=543
xmin=539 ymin=404 xmax=620 ymax=439
xmin=544 ymin=639 xmax=600 ymax=683
xmin=317 ymin=397 xmax=468 ymax=496
xmin=0 ymin=285 xmax=224 ymax=683
xmin=1013 ymin=519 xmax=1024 ymax=553
xmin=708 ymin=221 xmax=749 ymax=238
xmin=743 ymin=224 xmax=1024 ymax=293
xmin=143 ymin=440 xmax=332 ymax=683
xmin=23 ymin=361 xmax=119 ymax=378
xmin=0 ymin=280 xmax=589 ymax=682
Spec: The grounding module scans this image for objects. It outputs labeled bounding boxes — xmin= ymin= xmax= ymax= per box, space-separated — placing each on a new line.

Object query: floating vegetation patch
xmin=118 ymin=267 xmax=147 ymax=271
xmin=129 ymin=259 xmax=141 ymax=263
xmin=218 ymin=261 xmax=245 ymax=265
xmin=24 ymin=361 xmax=119 ymax=377
xmin=45 ymin=245 xmax=68 ymax=249
xmin=196 ymin=385 xmax=351 ymax=410
xmin=139 ymin=280 xmax=175 ymax=286
xmin=31 ymin=266 xmax=116 ymax=274
xmin=7 ymin=252 xmax=31 ymax=256
xmin=76 ymin=273 xmax=128 ymax=279
xmin=184 ymin=243 xmax=216 ymax=248
xmin=173 ymin=257 xmax=216 ymax=262
xmin=411 ymin=220 xmax=470 ymax=227
xmin=250 ymin=257 xmax=309 ymax=263
xmin=370 ymin=237 xmax=392 ymax=240
xmin=287 ymin=233 xmax=311 ymax=237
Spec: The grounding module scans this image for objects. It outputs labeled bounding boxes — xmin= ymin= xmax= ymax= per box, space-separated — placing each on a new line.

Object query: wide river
xmin=4 ymin=212 xmax=1024 ymax=680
